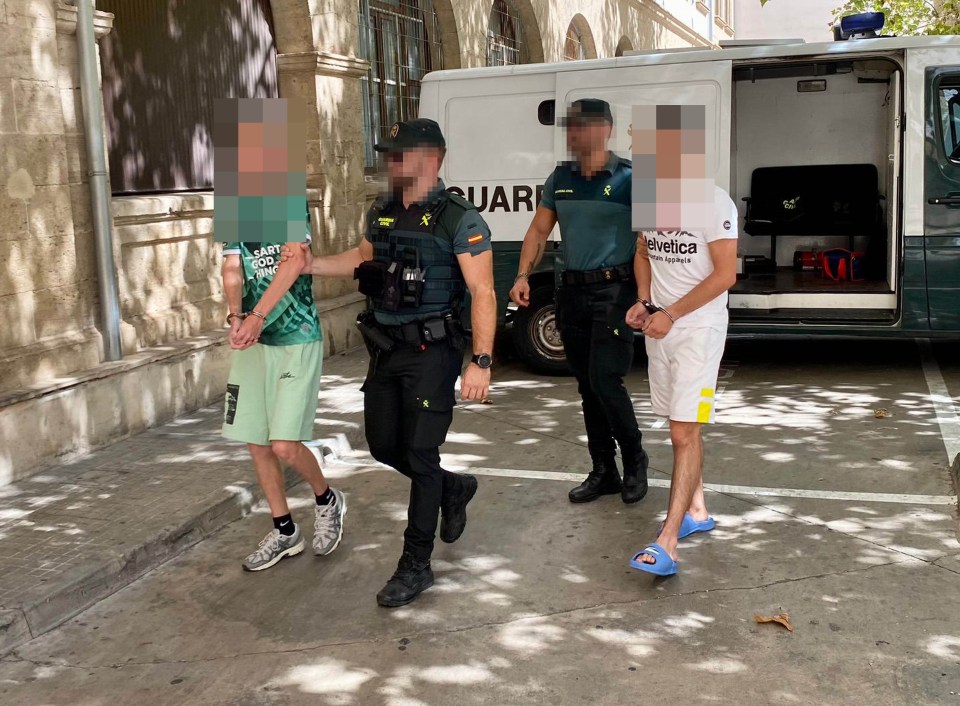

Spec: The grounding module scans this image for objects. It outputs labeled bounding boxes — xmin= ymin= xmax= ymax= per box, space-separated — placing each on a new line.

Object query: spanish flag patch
xmin=467 ymin=233 xmax=484 ymax=244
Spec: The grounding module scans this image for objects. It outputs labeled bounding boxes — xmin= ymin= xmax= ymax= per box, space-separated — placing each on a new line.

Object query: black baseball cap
xmin=375 ymin=118 xmax=447 ymax=153
xmin=561 ymin=98 xmax=614 ymax=126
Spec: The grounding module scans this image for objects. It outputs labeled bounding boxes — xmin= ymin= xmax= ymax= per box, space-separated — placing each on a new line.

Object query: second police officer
xmin=510 ymin=99 xmax=650 ymax=507
xmin=288 ymin=119 xmax=496 ymax=608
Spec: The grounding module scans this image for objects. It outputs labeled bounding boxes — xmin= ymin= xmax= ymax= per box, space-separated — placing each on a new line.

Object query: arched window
xmin=563 ymin=15 xmax=596 ymax=62
xmin=487 ymin=0 xmax=522 ymax=66
xmin=615 ymin=36 xmax=634 ymax=57
xmin=359 ymin=0 xmax=444 ymax=167
xmin=564 ymin=21 xmax=585 ymax=62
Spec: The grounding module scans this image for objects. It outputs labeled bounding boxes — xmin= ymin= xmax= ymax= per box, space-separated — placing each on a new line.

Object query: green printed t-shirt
xmin=223 ymin=230 xmax=321 ymax=347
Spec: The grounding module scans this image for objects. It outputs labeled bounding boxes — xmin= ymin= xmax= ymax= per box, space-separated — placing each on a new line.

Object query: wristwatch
xmin=471 ymin=353 xmax=493 ymax=369
xmin=226 ymin=312 xmax=246 ymax=325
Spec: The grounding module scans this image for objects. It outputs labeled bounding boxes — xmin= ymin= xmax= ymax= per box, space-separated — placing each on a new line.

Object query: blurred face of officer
xmin=384 ymin=147 xmax=445 ymax=191
xmin=566 ymin=118 xmax=613 ymax=161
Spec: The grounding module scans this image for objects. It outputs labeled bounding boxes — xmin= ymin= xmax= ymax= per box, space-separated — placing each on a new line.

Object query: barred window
xmin=359 ymin=0 xmax=443 ymax=168
xmin=487 ymin=0 xmax=522 ymax=67
xmin=564 ymin=21 xmax=585 ymax=62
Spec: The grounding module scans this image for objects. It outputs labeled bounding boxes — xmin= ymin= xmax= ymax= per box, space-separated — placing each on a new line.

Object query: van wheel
xmin=512 ymin=284 xmax=570 ymax=375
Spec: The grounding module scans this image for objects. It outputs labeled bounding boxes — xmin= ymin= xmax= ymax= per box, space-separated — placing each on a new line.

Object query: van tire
xmin=512 ymin=284 xmax=570 ymax=376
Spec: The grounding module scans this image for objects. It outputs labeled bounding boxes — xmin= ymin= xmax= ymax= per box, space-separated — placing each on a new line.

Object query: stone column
xmin=272 ymin=0 xmax=371 ymax=355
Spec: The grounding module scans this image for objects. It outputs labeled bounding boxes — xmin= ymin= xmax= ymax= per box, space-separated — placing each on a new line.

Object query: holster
xmin=356 ymin=312 xmax=395 ymax=354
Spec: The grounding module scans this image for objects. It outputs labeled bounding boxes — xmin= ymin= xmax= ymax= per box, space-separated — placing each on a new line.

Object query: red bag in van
xmin=821 ymin=249 xmax=865 ymax=282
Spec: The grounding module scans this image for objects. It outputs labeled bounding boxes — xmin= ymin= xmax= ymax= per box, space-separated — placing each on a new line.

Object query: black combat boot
xmin=568 ymin=452 xmax=621 ymax=503
xmin=377 ymin=553 xmax=434 ymax=608
xmin=620 ymin=435 xmax=649 ymax=504
xmin=440 ymin=474 xmax=479 ymax=544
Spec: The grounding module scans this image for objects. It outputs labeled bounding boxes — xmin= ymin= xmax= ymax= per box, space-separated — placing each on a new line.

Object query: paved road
xmin=1 ymin=340 xmax=958 ymax=705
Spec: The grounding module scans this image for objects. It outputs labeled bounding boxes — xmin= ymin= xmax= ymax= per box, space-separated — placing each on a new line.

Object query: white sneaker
xmin=242 ymin=526 xmax=304 ymax=571
xmin=313 ymin=488 xmax=346 ymax=556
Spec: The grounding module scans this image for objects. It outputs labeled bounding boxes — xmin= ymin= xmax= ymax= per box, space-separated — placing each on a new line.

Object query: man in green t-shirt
xmin=220 ymin=216 xmax=346 ymax=571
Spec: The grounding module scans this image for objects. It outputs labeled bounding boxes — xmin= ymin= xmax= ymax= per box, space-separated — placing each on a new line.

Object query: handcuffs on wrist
xmin=637 ymin=297 xmax=676 ymax=323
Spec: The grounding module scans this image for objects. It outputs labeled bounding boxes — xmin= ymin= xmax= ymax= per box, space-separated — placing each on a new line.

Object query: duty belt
xmin=561 ymin=264 xmax=634 ymax=286
xmin=356 ymin=311 xmax=463 ymax=352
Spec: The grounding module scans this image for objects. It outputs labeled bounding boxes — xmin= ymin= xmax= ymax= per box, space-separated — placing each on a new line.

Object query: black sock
xmin=315 ymin=487 xmax=335 ymax=506
xmin=273 ymin=513 xmax=295 ymax=536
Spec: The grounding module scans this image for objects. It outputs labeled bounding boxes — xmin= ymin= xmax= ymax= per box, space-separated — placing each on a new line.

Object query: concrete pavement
xmin=0 ymin=352 xmax=369 ymax=654
xmin=1 ymin=339 xmax=959 ymax=705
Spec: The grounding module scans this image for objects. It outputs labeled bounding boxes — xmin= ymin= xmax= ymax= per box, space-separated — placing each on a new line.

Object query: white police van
xmin=418 ymin=14 xmax=960 ymax=373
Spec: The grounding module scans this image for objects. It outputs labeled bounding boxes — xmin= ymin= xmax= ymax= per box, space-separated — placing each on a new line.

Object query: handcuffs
xmin=637 ymin=298 xmax=676 ymax=324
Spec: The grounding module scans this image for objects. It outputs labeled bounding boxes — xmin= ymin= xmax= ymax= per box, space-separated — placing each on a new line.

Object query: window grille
xmin=564 ymin=21 xmax=585 ymax=61
xmin=487 ymin=0 xmax=523 ymax=67
xmin=359 ymin=0 xmax=444 ymax=168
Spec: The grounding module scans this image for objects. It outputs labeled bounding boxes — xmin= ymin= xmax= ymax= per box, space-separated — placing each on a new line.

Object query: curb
xmin=951 ymin=453 xmax=960 ymax=492
xmin=0 ymin=430 xmax=365 ymax=657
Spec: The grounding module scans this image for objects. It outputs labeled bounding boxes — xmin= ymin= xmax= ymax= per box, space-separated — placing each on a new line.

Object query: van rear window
xmin=538 ymin=100 xmax=555 ymax=126
xmin=938 ymin=80 xmax=960 ymax=163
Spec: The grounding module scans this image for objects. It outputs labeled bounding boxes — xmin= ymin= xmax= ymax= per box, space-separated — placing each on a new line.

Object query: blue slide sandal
xmin=629 ymin=543 xmax=678 ymax=576
xmin=658 ymin=514 xmax=716 ymax=540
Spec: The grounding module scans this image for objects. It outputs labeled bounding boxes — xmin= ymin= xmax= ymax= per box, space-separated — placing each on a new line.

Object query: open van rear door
xmin=921 ymin=61 xmax=960 ymax=330
xmin=554 ymin=60 xmax=732 ymax=190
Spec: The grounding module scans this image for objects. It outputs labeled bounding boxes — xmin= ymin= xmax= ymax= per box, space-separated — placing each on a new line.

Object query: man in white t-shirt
xmin=625 ymin=184 xmax=739 ymax=576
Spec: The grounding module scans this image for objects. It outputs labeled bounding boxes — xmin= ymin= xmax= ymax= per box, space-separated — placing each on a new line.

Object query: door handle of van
xmin=928 ymin=195 xmax=960 ymax=206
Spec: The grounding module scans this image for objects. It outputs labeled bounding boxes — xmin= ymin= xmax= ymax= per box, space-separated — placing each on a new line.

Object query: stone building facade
xmin=0 ymin=0 xmax=734 ymax=482
xmin=734 ymin=0 xmax=836 ymax=44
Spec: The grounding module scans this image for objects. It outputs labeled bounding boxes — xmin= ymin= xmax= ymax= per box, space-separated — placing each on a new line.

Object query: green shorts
xmin=222 ymin=340 xmax=323 ymax=446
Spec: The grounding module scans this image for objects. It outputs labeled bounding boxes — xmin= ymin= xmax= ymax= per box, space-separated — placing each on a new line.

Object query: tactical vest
xmin=367 ymin=192 xmax=471 ymax=316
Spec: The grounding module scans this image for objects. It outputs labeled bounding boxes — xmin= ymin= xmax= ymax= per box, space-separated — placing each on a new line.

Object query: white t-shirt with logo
xmin=642 ymin=186 xmax=739 ymax=330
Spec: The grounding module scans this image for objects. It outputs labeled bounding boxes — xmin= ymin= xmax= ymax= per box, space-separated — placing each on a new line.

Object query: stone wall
xmin=0 ymin=1 xmax=109 ymax=394
xmin=734 ymin=0 xmax=836 ymax=44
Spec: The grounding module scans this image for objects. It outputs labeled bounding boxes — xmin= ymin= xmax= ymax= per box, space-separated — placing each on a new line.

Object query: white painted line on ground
xmin=918 ymin=339 xmax=960 ymax=465
xmin=327 ymin=459 xmax=958 ymax=506
xmin=463 ymin=467 xmax=957 ymax=505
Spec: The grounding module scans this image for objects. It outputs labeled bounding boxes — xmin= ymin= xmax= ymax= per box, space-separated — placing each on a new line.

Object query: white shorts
xmin=645 ymin=326 xmax=727 ymax=423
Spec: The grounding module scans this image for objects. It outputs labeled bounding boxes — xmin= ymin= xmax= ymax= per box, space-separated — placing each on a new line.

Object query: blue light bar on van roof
xmin=840 ymin=11 xmax=885 ymax=38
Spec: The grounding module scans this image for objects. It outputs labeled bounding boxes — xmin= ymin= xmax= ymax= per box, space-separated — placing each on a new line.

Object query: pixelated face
xmin=213 ymin=98 xmax=308 ymax=244
xmin=383 ymin=147 xmax=443 ymax=186
xmin=631 ymin=104 xmax=714 ymax=232
xmin=565 ymin=118 xmax=612 ymax=157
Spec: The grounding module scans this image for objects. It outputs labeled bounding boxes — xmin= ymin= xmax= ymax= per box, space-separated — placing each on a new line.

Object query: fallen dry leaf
xmin=874 ymin=408 xmax=891 ymax=419
xmin=754 ymin=612 xmax=794 ymax=632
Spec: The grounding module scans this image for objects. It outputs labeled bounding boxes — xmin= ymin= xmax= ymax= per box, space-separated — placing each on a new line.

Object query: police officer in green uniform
xmin=290 ymin=119 xmax=496 ymax=608
xmin=510 ymin=99 xmax=649 ymax=506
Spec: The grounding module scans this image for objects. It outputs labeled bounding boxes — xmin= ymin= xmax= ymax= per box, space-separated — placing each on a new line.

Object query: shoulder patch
xmin=369 ymin=196 xmax=390 ymax=215
xmin=445 ymin=192 xmax=476 ymax=211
